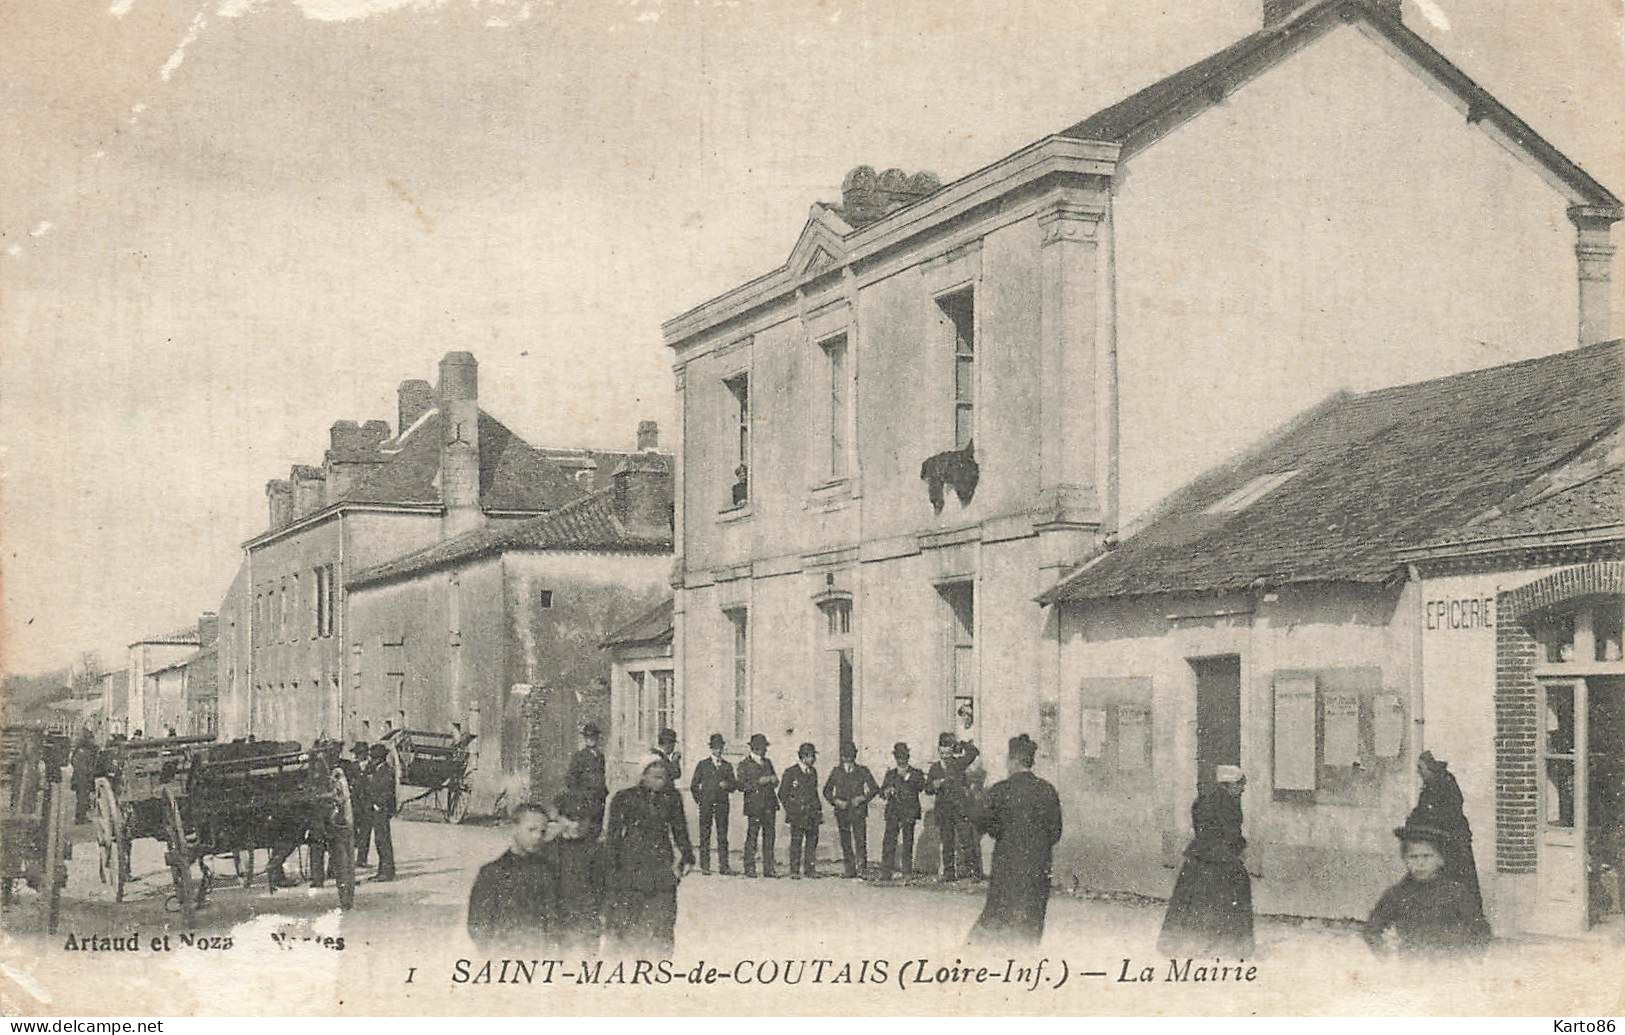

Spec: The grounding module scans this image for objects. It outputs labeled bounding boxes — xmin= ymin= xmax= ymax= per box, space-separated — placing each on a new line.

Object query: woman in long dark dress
xmin=1410 ymin=751 xmax=1486 ymax=922
xmin=1158 ymin=766 xmax=1254 ymax=957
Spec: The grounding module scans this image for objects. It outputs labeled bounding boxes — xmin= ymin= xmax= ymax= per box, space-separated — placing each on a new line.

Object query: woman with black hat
xmin=1364 ymin=820 xmax=1491 ymax=958
xmin=1158 ymin=765 xmax=1254 ymax=957
xmin=1410 ymin=751 xmax=1485 ymax=919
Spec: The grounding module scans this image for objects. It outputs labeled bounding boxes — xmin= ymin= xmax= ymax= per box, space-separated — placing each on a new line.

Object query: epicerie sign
xmin=1426 ymin=594 xmax=1495 ymax=632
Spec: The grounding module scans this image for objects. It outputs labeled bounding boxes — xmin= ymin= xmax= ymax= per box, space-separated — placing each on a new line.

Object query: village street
xmin=4 ymin=814 xmax=1621 ymax=1016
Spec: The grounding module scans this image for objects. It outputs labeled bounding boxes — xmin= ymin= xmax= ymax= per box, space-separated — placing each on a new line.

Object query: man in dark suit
xmin=689 ymin=733 xmax=735 ymax=875
xmin=349 ymin=742 xmax=374 ymax=868
xmin=364 ymin=743 xmax=398 ymax=881
xmin=879 ymin=742 xmax=927 ymax=881
xmin=604 ymin=756 xmax=695 ymax=955
xmin=563 ymin=721 xmax=609 ymax=837
xmin=653 ymin=727 xmax=683 ymax=787
xmin=968 ymin=734 xmax=1062 ymax=946
xmin=467 ymin=802 xmax=557 ymax=951
xmin=779 ymin=742 xmax=822 ymax=879
xmin=735 ymin=733 xmax=778 ymax=878
xmin=925 ymin=732 xmax=980 ymax=881
xmin=823 ymin=742 xmax=879 ymax=878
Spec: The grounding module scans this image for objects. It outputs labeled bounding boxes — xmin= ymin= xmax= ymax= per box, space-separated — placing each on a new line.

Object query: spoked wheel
xmin=232 ymin=850 xmax=256 ymax=889
xmin=43 ymin=771 xmax=70 ymax=934
xmin=160 ymin=787 xmax=195 ymax=927
xmin=94 ymin=777 xmax=126 ymax=902
xmin=443 ymin=780 xmax=470 ymax=824
xmin=330 ymin=768 xmax=357 ymax=910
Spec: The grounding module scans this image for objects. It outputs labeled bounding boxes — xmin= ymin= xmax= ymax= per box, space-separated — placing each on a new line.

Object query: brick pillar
xmin=1493 ymin=604 xmax=1538 ymax=873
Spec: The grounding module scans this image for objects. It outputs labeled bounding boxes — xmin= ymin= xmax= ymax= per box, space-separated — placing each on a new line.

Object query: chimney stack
xmin=397 ymin=379 xmax=434 ymax=436
xmin=610 ymin=455 xmax=673 ymax=540
xmin=437 ymin=351 xmax=483 ymax=538
xmin=324 ymin=419 xmax=390 ymax=499
xmin=1570 ymin=205 xmax=1621 ymax=347
xmin=266 ymin=479 xmax=294 ymax=530
xmin=637 ymin=420 xmax=660 ymax=452
xmin=1264 ymin=0 xmax=1399 ymax=27
xmin=290 ymin=464 xmax=326 ymax=517
xmin=197 ymin=612 xmax=219 ymax=647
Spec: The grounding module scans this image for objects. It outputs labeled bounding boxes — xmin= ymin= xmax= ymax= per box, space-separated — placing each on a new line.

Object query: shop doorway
xmin=1536 ymin=675 xmax=1625 ymax=932
xmin=1191 ymin=655 xmax=1241 ymax=792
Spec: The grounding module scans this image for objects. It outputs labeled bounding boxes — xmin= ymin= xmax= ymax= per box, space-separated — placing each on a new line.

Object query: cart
xmin=1 ymin=725 xmax=73 ymax=933
xmin=92 ymin=734 xmax=217 ymax=902
xmin=382 ymin=728 xmax=476 ymax=823
xmin=160 ymin=740 xmax=356 ymax=926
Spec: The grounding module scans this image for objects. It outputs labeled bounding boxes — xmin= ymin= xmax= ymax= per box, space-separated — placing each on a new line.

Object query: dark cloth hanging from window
xmin=920 ymin=441 xmax=979 ymax=514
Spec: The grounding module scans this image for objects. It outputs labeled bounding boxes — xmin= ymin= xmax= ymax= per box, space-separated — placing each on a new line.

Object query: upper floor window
xmin=728 ymin=608 xmax=749 ymax=741
xmin=822 ymin=334 xmax=849 ymax=480
xmin=313 ymin=564 xmax=336 ymax=638
xmin=938 ymin=289 xmax=975 ymax=449
xmin=725 ymin=373 xmax=750 ymax=506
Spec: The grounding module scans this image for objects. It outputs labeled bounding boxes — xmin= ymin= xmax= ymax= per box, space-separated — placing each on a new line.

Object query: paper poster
xmin=1274 ymin=675 xmax=1317 ymax=790
xmin=1116 ymin=705 xmax=1150 ymax=771
xmin=1323 ymin=692 xmax=1360 ymax=766
xmin=1374 ymin=693 xmax=1405 ymax=757
xmin=1081 ymin=708 xmax=1108 ymax=759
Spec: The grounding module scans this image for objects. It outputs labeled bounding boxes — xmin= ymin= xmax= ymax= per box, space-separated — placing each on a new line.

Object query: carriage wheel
xmin=331 ymin=769 xmax=357 ymax=910
xmin=44 ymin=770 xmax=70 ymax=934
xmin=232 ymin=850 xmax=256 ymax=889
xmin=93 ymin=778 xmax=126 ymax=902
xmin=160 ymin=787 xmax=195 ymax=927
xmin=444 ymin=781 xmax=469 ymax=824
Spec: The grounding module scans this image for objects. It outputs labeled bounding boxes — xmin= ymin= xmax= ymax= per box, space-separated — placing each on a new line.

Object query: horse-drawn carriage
xmin=382 ymin=728 xmax=475 ymax=823
xmin=92 ymin=733 xmax=216 ymax=902
xmin=159 ymin=740 xmax=358 ymax=925
xmin=1 ymin=725 xmax=73 ymax=933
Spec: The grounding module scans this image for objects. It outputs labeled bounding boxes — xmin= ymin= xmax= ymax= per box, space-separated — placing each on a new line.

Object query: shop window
xmin=1542 ymin=683 xmax=1577 ymax=829
xmin=1594 ymin=600 xmax=1623 ymax=663
xmin=1536 ymin=612 xmax=1578 ymax=663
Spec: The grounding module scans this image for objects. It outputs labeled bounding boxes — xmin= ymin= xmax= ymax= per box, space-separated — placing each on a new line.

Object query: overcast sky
xmin=2 ymin=0 xmax=1622 ymax=677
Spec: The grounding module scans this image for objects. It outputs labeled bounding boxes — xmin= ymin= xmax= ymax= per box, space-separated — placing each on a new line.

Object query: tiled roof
xmin=343 ymin=410 xmax=586 ymax=512
xmin=535 ymin=448 xmax=672 ymax=495
xmin=347 ymin=486 xmax=672 ymax=589
xmin=1042 ymin=341 xmax=1623 ymax=604
xmin=603 ymin=597 xmax=674 ymax=649
xmin=130 ymin=625 xmax=202 ymax=647
xmin=1056 ymin=0 xmax=1619 ymax=206
xmin=1420 ymin=427 xmax=1623 ymax=546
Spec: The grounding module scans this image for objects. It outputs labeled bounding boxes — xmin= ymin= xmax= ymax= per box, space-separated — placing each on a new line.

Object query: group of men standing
xmin=689 ymin=730 xmax=987 ymax=882
xmin=467 ymin=721 xmax=1066 ymax=954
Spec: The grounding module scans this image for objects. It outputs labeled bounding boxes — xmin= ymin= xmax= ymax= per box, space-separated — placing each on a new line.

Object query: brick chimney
xmin=324 ymin=419 xmax=390 ymax=499
xmin=1264 ymin=0 xmax=1399 ymax=26
xmin=397 ymin=379 xmax=434 ymax=436
xmin=266 ymin=479 xmax=294 ymax=529
xmin=610 ymin=455 xmax=673 ymax=540
xmin=290 ymin=464 xmax=326 ymax=517
xmin=197 ymin=612 xmax=219 ymax=647
xmin=838 ymin=166 xmax=942 ymax=228
xmin=437 ymin=351 xmax=483 ymax=538
xmin=636 ymin=420 xmax=659 ymax=452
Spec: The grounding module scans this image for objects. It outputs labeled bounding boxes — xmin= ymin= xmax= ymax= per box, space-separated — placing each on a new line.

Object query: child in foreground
xmin=1363 ymin=822 xmax=1491 ymax=958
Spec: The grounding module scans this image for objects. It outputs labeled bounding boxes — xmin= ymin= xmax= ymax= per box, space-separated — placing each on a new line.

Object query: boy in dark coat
xmin=1159 ymin=765 xmax=1254 ymax=957
xmin=604 ymin=756 xmax=695 ymax=955
xmin=823 ymin=743 xmax=879 ymax=877
xmin=1364 ymin=823 xmax=1491 ymax=958
xmin=548 ymin=794 xmax=606 ymax=956
xmin=689 ymin=733 xmax=736 ymax=875
xmin=925 ymin=732 xmax=980 ymax=881
xmin=880 ymin=742 xmax=927 ymax=881
xmin=467 ymin=802 xmax=557 ymax=951
xmin=779 ymin=742 xmax=822 ymax=878
xmin=968 ymin=734 xmax=1062 ymax=945
xmin=563 ymin=722 xmax=609 ymax=837
xmin=736 ymin=734 xmax=778 ymax=878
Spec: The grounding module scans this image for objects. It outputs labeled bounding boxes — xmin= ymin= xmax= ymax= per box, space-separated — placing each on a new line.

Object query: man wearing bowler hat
xmin=690 ymin=733 xmax=736 ymax=875
xmin=779 ymin=742 xmax=823 ymax=878
xmin=349 ymin=741 xmax=375 ymax=868
xmin=563 ymin=721 xmax=609 ymax=837
xmin=653 ymin=727 xmax=683 ymax=787
xmin=879 ymin=742 xmax=927 ymax=881
xmin=736 ymin=733 xmax=778 ymax=877
xmin=823 ymin=742 xmax=879 ymax=878
xmin=925 ymin=731 xmax=980 ymax=881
